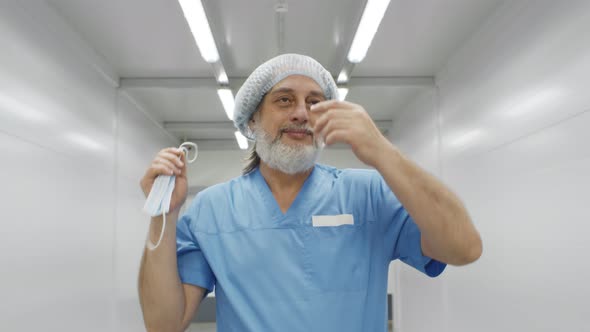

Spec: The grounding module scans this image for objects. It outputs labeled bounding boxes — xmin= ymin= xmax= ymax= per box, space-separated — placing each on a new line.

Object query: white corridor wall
xmin=390 ymin=0 xmax=590 ymax=331
xmin=0 ymin=1 xmax=177 ymax=331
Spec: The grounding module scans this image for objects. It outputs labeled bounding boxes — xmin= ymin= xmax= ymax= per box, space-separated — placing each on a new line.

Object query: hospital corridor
xmin=1 ymin=0 xmax=589 ymax=331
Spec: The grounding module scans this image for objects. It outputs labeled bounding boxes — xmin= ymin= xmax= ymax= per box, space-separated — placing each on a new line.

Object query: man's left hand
xmin=311 ymin=100 xmax=393 ymax=167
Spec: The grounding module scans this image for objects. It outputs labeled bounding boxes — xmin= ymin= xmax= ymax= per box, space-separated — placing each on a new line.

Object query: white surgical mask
xmin=143 ymin=142 xmax=198 ymax=250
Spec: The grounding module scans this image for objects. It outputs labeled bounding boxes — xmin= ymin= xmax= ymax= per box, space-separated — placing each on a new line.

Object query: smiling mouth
xmin=283 ymin=129 xmax=311 ymax=134
xmin=280 ymin=128 xmax=313 ymax=139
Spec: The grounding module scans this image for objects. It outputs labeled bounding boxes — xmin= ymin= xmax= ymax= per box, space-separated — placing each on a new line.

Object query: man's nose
xmin=289 ymin=100 xmax=309 ymax=123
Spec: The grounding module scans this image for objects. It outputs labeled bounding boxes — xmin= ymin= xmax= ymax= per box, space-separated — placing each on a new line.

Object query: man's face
xmin=253 ymin=75 xmax=326 ymax=145
xmin=250 ymin=75 xmax=326 ymax=174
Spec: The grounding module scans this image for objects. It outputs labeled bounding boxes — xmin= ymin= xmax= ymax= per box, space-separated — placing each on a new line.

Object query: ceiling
xmin=46 ymin=0 xmax=503 ymax=148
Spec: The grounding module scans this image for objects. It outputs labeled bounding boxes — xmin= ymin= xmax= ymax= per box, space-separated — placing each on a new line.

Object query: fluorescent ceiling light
xmin=178 ymin=0 xmax=220 ymax=63
xmin=234 ymin=131 xmax=248 ymax=150
xmin=217 ymin=70 xmax=228 ymax=84
xmin=337 ymin=70 xmax=348 ymax=83
xmin=217 ymin=89 xmax=235 ymax=120
xmin=348 ymin=0 xmax=391 ymax=63
xmin=338 ymin=88 xmax=349 ymax=101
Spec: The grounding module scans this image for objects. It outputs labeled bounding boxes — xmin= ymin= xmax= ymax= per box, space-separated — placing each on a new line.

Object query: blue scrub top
xmin=176 ymin=164 xmax=445 ymax=332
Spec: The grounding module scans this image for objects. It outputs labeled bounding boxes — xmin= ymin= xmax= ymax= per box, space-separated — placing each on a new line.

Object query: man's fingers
xmin=314 ymin=108 xmax=356 ymax=138
xmin=141 ymin=146 xmax=188 ymax=196
xmin=154 ymin=158 xmax=181 ymax=175
xmin=310 ymin=99 xmax=349 ymax=113
xmin=318 ymin=118 xmax=347 ymax=139
xmin=162 ymin=147 xmax=184 ymax=157
xmin=313 ymin=108 xmax=341 ymax=135
xmin=159 ymin=151 xmax=184 ymax=168
xmin=149 ymin=146 xmax=189 ymax=177
xmin=146 ymin=163 xmax=175 ymax=178
xmin=324 ymin=129 xmax=348 ymax=146
xmin=313 ymin=113 xmax=330 ymax=136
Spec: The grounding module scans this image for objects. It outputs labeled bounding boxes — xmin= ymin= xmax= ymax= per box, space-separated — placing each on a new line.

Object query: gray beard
xmin=254 ymin=125 xmax=323 ymax=175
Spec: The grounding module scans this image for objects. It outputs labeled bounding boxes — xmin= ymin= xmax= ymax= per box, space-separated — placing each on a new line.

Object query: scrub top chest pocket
xmin=307 ymin=214 xmax=371 ymax=292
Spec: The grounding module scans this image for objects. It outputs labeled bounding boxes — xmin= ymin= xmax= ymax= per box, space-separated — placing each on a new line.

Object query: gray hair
xmin=242 ymin=143 xmax=260 ymax=175
xmin=241 ymin=104 xmax=262 ymax=175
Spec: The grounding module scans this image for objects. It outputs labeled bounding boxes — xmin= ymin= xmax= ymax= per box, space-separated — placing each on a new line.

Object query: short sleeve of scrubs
xmin=176 ymin=196 xmax=216 ymax=294
xmin=372 ymin=172 xmax=446 ymax=277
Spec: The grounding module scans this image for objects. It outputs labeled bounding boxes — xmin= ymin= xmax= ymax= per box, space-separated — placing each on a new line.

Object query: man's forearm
xmin=138 ymin=212 xmax=186 ymax=331
xmin=373 ymin=143 xmax=482 ymax=265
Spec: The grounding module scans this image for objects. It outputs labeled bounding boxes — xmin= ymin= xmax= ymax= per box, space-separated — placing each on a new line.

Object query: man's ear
xmin=248 ymin=118 xmax=255 ymax=132
xmin=248 ymin=111 xmax=259 ymax=132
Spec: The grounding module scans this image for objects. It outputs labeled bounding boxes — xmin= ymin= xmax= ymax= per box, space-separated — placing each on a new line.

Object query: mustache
xmin=275 ymin=124 xmax=314 ymax=140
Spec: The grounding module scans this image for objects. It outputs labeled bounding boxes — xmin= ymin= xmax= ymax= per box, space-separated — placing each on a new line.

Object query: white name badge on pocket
xmin=312 ymin=214 xmax=354 ymax=227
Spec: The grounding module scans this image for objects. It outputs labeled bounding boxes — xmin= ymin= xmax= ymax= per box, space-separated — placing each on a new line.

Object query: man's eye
xmin=277 ymin=97 xmax=292 ymax=104
xmin=308 ymin=100 xmax=321 ymax=105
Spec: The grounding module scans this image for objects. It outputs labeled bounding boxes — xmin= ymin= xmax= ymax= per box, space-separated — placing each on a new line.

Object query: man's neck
xmin=259 ymin=161 xmax=313 ymax=196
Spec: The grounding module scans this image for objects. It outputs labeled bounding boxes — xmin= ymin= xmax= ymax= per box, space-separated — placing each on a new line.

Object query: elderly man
xmin=138 ymin=54 xmax=482 ymax=332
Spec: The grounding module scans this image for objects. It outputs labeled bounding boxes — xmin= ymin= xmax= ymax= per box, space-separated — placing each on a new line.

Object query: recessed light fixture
xmin=217 ymin=89 xmax=235 ymax=120
xmin=337 ymin=70 xmax=348 ymax=83
xmin=348 ymin=0 xmax=391 ymax=63
xmin=178 ymin=0 xmax=220 ymax=63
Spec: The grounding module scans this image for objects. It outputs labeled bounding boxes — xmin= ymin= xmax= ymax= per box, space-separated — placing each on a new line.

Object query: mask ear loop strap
xmin=146 ymin=211 xmax=167 ymax=251
xmin=180 ymin=142 xmax=198 ymax=163
xmin=146 ymin=142 xmax=198 ymax=251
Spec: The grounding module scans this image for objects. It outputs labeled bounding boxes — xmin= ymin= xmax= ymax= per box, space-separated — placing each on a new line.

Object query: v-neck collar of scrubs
xmin=253 ymin=165 xmax=321 ymax=223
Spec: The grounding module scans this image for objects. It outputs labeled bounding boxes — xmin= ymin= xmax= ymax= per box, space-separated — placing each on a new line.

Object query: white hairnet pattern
xmin=233 ymin=54 xmax=339 ymax=139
